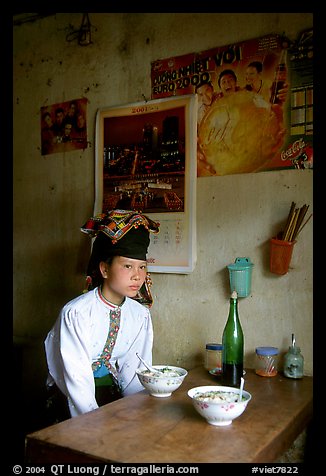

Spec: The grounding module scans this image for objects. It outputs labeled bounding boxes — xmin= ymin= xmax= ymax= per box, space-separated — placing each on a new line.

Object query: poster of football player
xmin=151 ymin=30 xmax=313 ymax=177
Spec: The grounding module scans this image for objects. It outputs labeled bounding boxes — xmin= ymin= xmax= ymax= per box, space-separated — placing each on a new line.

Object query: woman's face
xmin=101 ymin=256 xmax=147 ymax=303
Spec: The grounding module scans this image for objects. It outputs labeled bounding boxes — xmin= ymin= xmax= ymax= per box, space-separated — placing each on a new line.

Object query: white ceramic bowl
xmin=188 ymin=385 xmax=252 ymax=426
xmin=135 ymin=365 xmax=188 ymax=397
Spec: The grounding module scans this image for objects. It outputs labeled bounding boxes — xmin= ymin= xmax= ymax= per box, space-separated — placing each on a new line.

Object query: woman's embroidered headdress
xmin=81 ymin=209 xmax=160 ymax=305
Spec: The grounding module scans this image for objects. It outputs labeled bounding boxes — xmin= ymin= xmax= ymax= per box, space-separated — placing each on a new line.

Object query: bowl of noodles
xmin=136 ymin=365 xmax=188 ymax=397
xmin=188 ymin=385 xmax=252 ymax=426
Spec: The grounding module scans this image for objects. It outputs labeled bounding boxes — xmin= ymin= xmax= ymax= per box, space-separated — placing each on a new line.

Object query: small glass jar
xmin=205 ymin=343 xmax=223 ymax=372
xmin=255 ymin=347 xmax=279 ymax=377
xmin=283 ymin=345 xmax=304 ymax=379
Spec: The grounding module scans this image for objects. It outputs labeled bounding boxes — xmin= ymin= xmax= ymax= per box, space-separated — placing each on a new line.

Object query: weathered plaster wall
xmin=13 ymin=13 xmax=313 ymax=401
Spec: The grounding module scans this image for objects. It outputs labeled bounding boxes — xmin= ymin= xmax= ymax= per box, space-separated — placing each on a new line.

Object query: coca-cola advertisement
xmin=151 ymin=29 xmax=313 ymax=177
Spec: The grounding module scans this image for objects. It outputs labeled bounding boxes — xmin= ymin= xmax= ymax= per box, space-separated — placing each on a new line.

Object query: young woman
xmin=44 ymin=210 xmax=160 ymax=419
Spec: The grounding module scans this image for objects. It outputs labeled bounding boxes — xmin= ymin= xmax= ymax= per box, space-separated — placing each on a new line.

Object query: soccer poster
xmin=151 ymin=30 xmax=313 ymax=177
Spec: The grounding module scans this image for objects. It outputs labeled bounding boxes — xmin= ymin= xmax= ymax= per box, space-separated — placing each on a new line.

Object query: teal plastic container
xmin=227 ymin=257 xmax=254 ymax=298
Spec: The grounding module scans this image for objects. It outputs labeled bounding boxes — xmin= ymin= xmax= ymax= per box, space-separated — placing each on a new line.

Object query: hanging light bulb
xmin=78 ymin=13 xmax=92 ymax=46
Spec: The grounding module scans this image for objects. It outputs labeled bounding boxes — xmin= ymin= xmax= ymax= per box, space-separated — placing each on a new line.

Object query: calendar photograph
xmin=94 ymin=95 xmax=198 ymax=273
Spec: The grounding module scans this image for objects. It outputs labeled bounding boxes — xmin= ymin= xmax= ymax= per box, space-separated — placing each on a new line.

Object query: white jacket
xmin=44 ymin=287 xmax=153 ymax=416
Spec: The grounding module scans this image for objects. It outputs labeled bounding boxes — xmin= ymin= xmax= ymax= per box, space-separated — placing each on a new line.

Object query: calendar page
xmin=95 ymin=95 xmax=197 ymax=273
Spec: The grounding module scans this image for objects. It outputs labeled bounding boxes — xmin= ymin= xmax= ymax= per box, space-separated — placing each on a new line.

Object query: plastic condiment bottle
xmin=205 ymin=343 xmax=223 ymax=372
xmin=255 ymin=347 xmax=279 ymax=377
xmin=283 ymin=334 xmax=304 ymax=379
xmin=221 ymin=291 xmax=244 ymax=387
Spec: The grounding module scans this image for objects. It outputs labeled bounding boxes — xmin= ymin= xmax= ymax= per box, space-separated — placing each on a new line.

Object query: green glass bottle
xmin=222 ymin=291 xmax=244 ymax=387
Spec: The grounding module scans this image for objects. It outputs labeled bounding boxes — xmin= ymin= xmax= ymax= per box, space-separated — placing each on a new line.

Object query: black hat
xmin=81 ymin=209 xmax=160 ymax=288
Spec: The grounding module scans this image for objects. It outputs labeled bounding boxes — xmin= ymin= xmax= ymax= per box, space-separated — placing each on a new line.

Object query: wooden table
xmin=25 ymin=367 xmax=313 ymax=463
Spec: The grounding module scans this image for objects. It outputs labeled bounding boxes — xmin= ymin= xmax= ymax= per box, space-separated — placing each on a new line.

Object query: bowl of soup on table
xmin=136 ymin=365 xmax=188 ymax=397
xmin=188 ymin=385 xmax=252 ymax=426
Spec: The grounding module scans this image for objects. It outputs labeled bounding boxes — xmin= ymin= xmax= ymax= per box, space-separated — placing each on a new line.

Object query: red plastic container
xmin=270 ymin=238 xmax=296 ymax=275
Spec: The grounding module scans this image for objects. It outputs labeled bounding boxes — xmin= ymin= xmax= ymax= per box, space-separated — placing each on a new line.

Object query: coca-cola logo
xmin=281 ymin=138 xmax=306 ymax=161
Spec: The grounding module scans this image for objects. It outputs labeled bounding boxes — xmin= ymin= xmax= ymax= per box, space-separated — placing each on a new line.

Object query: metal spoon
xmin=238 ymin=377 xmax=244 ymax=402
xmin=136 ymin=352 xmax=163 ymax=375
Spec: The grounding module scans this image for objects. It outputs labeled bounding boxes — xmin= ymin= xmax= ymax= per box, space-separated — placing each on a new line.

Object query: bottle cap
xmin=206 ymin=343 xmax=223 ymax=351
xmin=255 ymin=346 xmax=279 ymax=356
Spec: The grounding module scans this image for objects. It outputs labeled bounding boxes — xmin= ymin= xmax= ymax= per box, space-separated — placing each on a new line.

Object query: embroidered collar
xmin=92 ymin=289 xmax=122 ymax=376
xmin=98 ymin=286 xmax=125 ymax=309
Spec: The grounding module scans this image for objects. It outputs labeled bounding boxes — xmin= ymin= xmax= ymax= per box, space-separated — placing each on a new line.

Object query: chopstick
xmin=282 ymin=201 xmax=296 ymax=241
xmin=295 ymin=212 xmax=313 ymax=238
xmin=281 ymin=202 xmax=311 ymax=242
xmin=290 ymin=204 xmax=309 ymax=241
